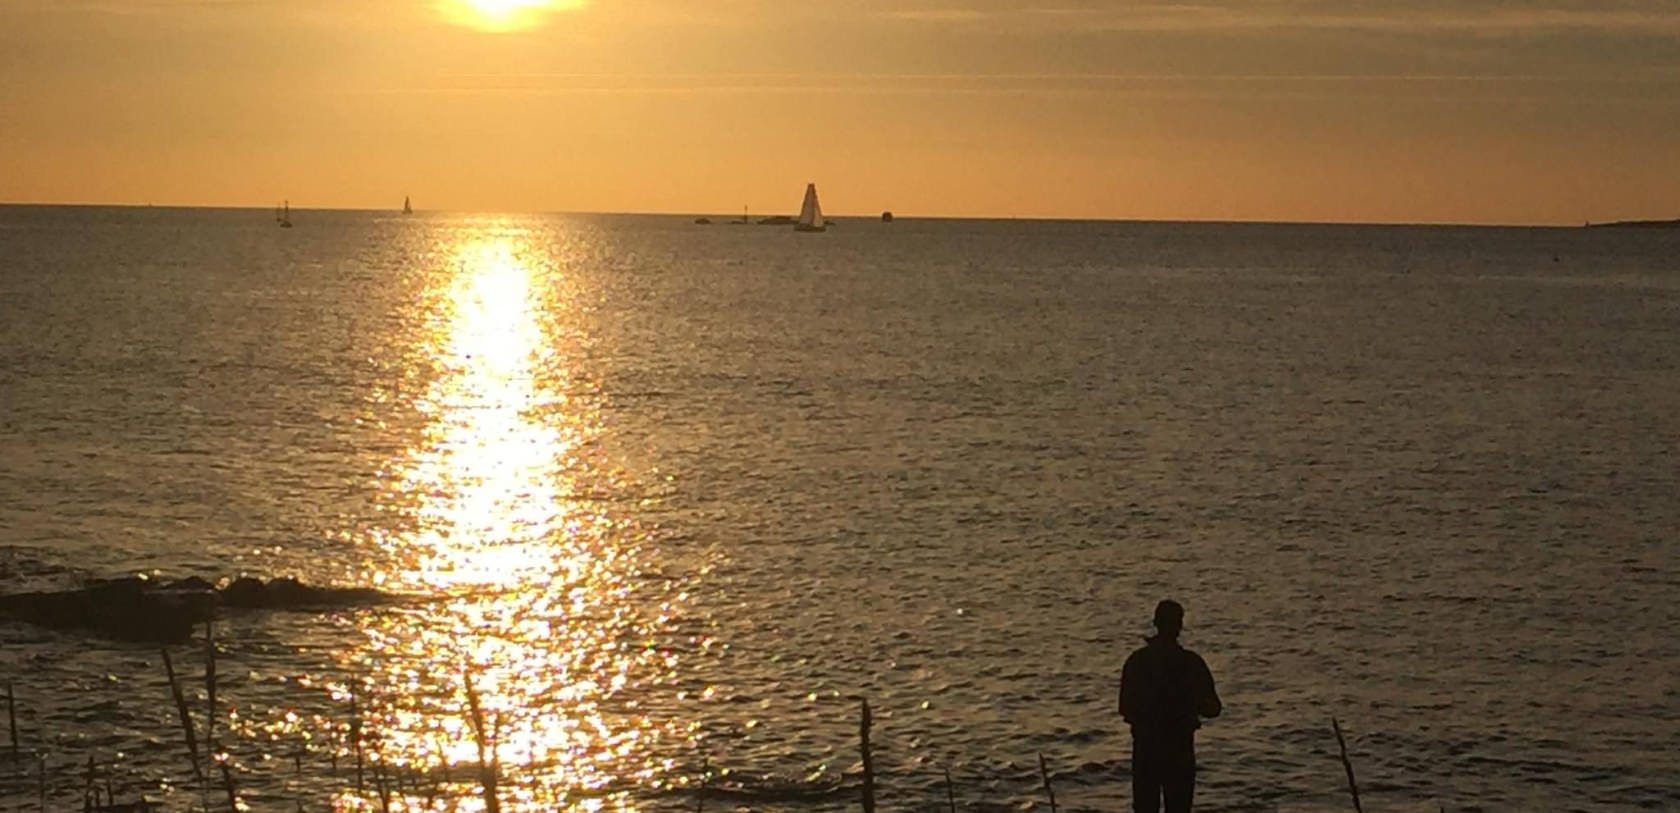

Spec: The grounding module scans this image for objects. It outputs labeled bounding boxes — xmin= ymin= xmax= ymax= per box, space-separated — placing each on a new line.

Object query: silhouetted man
xmin=1119 ymin=599 xmax=1221 ymax=813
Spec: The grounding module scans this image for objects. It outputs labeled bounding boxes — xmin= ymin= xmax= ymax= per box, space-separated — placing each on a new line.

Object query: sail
xmin=403 ymin=196 xmax=412 ymax=214
xmin=797 ymin=183 xmax=824 ymax=229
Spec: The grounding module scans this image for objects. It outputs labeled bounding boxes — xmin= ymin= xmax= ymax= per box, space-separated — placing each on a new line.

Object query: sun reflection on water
xmin=334 ymin=226 xmax=682 ymax=811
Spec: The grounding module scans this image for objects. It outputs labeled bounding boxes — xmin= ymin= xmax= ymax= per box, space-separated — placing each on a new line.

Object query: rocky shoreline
xmin=1585 ymin=217 xmax=1680 ymax=228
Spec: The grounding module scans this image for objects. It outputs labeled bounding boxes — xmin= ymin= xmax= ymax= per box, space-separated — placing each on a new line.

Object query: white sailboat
xmin=794 ymin=183 xmax=826 ymax=232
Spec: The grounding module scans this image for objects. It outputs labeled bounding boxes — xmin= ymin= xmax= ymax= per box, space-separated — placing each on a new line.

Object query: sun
xmin=442 ymin=0 xmax=582 ymax=32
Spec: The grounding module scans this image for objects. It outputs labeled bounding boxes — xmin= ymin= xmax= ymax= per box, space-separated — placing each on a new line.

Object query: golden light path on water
xmin=333 ymin=225 xmax=684 ymax=811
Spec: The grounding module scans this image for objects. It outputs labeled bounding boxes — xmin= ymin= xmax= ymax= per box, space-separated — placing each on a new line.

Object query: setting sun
xmin=442 ymin=0 xmax=581 ymax=31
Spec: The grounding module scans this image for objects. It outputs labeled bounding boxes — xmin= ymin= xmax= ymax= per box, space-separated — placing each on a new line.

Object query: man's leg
xmin=1132 ymin=739 xmax=1162 ymax=813
xmin=1161 ymin=736 xmax=1197 ymax=813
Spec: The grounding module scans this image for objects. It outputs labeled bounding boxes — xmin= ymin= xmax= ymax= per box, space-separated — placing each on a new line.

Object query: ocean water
xmin=1 ymin=206 xmax=1678 ymax=812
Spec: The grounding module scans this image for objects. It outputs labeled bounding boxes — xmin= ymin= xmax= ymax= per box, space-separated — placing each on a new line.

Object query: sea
xmin=1 ymin=205 xmax=1678 ymax=812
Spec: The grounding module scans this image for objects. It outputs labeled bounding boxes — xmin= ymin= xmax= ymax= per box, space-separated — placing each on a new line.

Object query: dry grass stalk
xmin=293 ymin=746 xmax=305 ymax=813
xmin=695 ymin=756 xmax=709 ymax=813
xmin=424 ymin=764 xmax=442 ymax=811
xmin=462 ymin=665 xmax=500 ymax=813
xmin=160 ymin=648 xmax=204 ymax=784
xmin=217 ymin=754 xmax=240 ymax=813
xmin=84 ymin=753 xmax=97 ymax=810
xmin=6 ymin=681 xmax=17 ymax=761
xmin=373 ymin=756 xmax=391 ymax=813
xmin=204 ymin=619 xmax=218 ymax=756
xmin=350 ymin=685 xmax=365 ymax=795
xmin=859 ymin=700 xmax=875 ymax=813
xmin=1331 ymin=717 xmax=1364 ymax=813
xmin=1037 ymin=753 xmax=1057 ymax=813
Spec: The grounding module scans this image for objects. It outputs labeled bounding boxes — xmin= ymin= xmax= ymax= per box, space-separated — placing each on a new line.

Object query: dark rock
xmin=0 ymin=579 xmax=211 ymax=643
xmin=219 ymin=576 xmax=267 ymax=608
xmin=166 ymin=575 xmax=216 ymax=592
xmin=265 ymin=576 xmax=309 ymax=606
xmin=0 ymin=575 xmax=404 ymax=642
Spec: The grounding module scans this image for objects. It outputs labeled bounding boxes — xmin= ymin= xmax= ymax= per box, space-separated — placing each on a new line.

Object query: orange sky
xmin=3 ymin=0 xmax=1679 ymax=224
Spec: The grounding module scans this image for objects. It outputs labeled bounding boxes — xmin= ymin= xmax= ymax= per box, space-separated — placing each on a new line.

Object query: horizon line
xmin=0 ymin=200 xmax=1629 ymax=230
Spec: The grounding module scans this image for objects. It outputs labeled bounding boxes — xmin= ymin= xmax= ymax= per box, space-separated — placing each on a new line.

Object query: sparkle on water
xmin=311 ymin=227 xmax=683 ymax=811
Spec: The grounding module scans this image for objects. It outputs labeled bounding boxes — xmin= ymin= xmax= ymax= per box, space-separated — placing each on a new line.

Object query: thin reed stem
xmin=1331 ymin=717 xmax=1364 ymax=813
xmin=293 ymin=745 xmax=305 ymax=813
xmin=859 ymin=700 xmax=875 ymax=813
xmin=373 ymin=757 xmax=391 ymax=813
xmin=695 ymin=756 xmax=709 ymax=813
xmin=462 ymin=666 xmax=499 ymax=813
xmin=160 ymin=649 xmax=204 ymax=784
xmin=218 ymin=754 xmax=240 ymax=813
xmin=204 ymin=618 xmax=218 ymax=755
xmin=6 ymin=681 xmax=17 ymax=762
xmin=83 ymin=754 xmax=96 ymax=810
xmin=350 ymin=685 xmax=364 ymax=795
xmin=945 ymin=767 xmax=956 ymax=813
xmin=1037 ymin=753 xmax=1058 ymax=813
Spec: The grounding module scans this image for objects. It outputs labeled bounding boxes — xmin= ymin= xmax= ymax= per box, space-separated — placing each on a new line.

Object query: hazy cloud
xmin=874 ymin=0 xmax=1680 ymax=34
xmin=19 ymin=0 xmax=1680 ymax=34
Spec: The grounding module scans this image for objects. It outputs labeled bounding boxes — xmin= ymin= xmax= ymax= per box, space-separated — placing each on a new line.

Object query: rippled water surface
xmin=2 ymin=206 xmax=1678 ymax=811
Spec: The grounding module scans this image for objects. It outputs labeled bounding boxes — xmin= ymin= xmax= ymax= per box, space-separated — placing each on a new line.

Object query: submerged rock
xmin=0 ymin=575 xmax=403 ymax=643
xmin=0 ymin=577 xmax=212 ymax=643
xmin=217 ymin=575 xmax=391 ymax=610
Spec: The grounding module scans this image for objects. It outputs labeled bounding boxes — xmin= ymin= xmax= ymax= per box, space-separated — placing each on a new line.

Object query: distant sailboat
xmin=278 ymin=200 xmax=293 ymax=228
xmin=794 ymin=183 xmax=826 ymax=232
xmin=403 ymin=195 xmax=412 ymax=215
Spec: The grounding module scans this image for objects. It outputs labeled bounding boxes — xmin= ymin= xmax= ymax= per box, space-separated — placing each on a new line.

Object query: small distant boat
xmin=403 ymin=195 xmax=412 ymax=215
xmin=881 ymin=210 xmax=894 ymax=223
xmin=757 ymin=215 xmax=796 ymax=226
xmin=277 ymin=200 xmax=293 ymax=228
xmin=694 ymin=217 xmax=712 ymax=225
xmin=730 ymin=205 xmax=750 ymax=225
xmin=794 ymin=183 xmax=826 ymax=232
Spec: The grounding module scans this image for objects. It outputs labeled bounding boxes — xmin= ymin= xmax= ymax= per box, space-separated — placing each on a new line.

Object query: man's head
xmin=1153 ymin=599 xmax=1185 ymax=639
